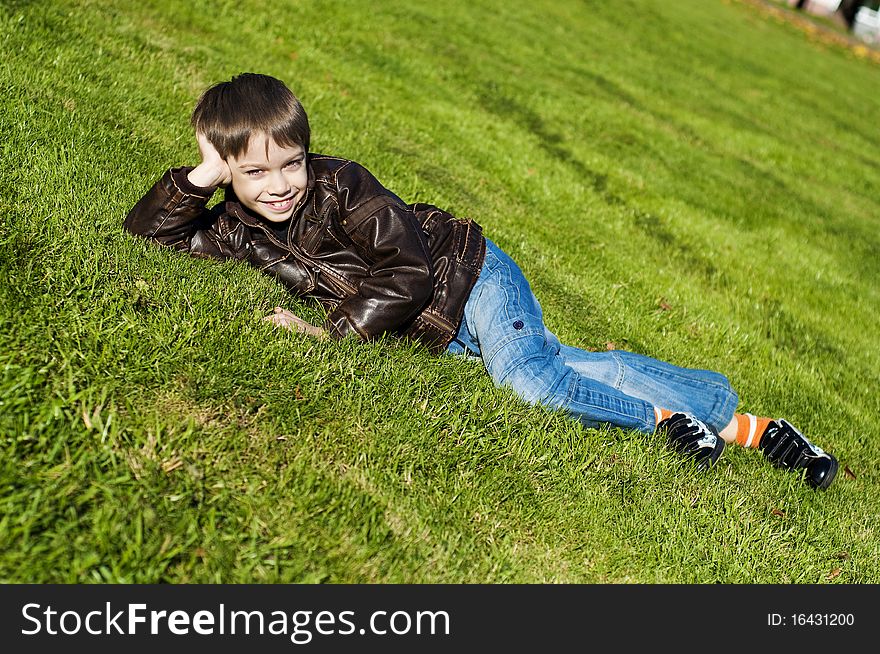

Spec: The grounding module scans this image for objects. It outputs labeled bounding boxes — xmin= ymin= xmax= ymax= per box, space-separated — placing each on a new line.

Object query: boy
xmin=125 ymin=73 xmax=838 ymax=489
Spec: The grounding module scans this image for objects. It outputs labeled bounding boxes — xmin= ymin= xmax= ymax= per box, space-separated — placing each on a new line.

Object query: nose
xmin=267 ymin=170 xmax=291 ymax=196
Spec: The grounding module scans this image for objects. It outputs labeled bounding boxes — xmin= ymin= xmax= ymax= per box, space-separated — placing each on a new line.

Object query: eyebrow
xmin=237 ymin=154 xmax=305 ymax=169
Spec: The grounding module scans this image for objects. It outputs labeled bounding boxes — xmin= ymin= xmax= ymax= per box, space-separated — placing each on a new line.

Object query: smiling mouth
xmin=262 ymin=197 xmax=294 ymax=212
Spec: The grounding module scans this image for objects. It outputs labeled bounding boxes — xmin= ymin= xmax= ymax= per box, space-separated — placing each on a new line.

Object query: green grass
xmin=2 ymin=0 xmax=879 ymax=583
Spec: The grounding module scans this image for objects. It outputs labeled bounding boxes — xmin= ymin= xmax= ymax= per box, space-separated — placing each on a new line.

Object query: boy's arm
xmin=123 ymin=169 xmax=233 ymax=258
xmin=124 ymin=133 xmax=238 ymax=259
xmin=324 ymin=196 xmax=434 ymax=341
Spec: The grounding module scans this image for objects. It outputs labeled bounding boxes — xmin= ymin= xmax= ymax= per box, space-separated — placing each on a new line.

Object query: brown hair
xmin=191 ymin=73 xmax=310 ymax=159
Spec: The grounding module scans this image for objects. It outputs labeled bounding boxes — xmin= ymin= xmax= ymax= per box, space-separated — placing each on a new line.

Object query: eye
xmin=245 ymin=169 xmax=263 ymax=177
xmin=285 ymin=158 xmax=303 ymax=170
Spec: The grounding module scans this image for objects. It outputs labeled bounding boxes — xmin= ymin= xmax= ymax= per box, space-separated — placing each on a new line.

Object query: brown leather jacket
xmin=124 ymin=154 xmax=486 ymax=352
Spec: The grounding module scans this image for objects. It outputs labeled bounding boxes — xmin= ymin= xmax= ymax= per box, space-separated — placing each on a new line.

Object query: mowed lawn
xmin=1 ymin=0 xmax=879 ymax=583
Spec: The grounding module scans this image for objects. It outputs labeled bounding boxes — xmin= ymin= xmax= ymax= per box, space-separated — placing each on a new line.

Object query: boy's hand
xmin=187 ymin=132 xmax=233 ymax=189
xmin=263 ymin=307 xmax=328 ymax=340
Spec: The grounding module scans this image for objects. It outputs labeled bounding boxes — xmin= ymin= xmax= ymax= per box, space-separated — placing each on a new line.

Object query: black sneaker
xmin=656 ymin=412 xmax=725 ymax=469
xmin=759 ymin=419 xmax=838 ymax=490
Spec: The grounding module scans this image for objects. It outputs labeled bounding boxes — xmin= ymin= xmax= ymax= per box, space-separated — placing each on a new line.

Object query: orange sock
xmin=733 ymin=413 xmax=772 ymax=448
xmin=653 ymin=407 xmax=674 ymax=427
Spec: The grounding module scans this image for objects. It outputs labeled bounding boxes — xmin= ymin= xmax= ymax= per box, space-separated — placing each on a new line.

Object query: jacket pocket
xmin=301 ymin=213 xmax=324 ymax=254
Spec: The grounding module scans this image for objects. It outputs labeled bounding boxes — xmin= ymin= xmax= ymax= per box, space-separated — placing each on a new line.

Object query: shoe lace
xmin=668 ymin=415 xmax=715 ymax=450
xmin=764 ymin=422 xmax=821 ymax=468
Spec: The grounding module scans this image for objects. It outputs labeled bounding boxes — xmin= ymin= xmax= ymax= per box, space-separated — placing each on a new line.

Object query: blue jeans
xmin=446 ymin=239 xmax=738 ymax=434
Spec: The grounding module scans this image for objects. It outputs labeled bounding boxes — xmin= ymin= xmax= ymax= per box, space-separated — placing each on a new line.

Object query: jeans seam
xmin=562 ymin=377 xmax=655 ymax=433
xmin=611 ymin=350 xmax=625 ymax=390
xmin=629 ymin=361 xmax=732 ymax=392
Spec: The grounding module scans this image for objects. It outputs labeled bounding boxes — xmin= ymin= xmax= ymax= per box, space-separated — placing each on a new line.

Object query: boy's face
xmin=228 ymin=135 xmax=308 ymax=223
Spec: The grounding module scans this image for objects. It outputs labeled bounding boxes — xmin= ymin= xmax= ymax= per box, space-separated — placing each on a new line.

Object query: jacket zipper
xmin=419 ymin=310 xmax=453 ymax=332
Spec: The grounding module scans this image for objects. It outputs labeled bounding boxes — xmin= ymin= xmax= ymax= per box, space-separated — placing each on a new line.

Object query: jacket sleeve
xmin=323 ymin=167 xmax=434 ymax=340
xmin=123 ymin=167 xmax=239 ymax=260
